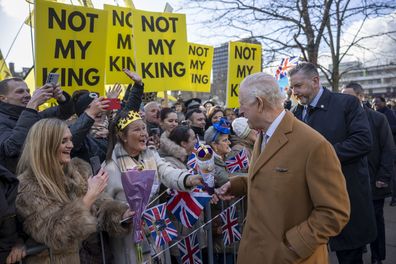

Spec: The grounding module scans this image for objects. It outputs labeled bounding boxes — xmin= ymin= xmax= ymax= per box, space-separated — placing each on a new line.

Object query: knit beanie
xmin=232 ymin=117 xmax=251 ymax=139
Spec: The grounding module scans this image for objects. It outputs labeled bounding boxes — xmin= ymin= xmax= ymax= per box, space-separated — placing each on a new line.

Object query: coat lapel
xmin=250 ymin=111 xmax=294 ymax=180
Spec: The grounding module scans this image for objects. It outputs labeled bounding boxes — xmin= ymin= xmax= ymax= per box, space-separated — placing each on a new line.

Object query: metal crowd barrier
xmin=18 ymin=197 xmax=246 ymax=264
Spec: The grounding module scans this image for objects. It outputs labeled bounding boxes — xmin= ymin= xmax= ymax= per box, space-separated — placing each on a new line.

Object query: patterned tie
xmin=302 ymin=105 xmax=312 ymax=123
xmin=261 ymin=133 xmax=270 ymax=152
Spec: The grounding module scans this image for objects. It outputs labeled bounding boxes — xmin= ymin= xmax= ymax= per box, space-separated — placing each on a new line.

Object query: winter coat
xmin=0 ymin=164 xmax=19 ymax=263
xmin=230 ymin=111 xmax=350 ymax=263
xmin=291 ymin=88 xmax=376 ymax=251
xmin=15 ymin=158 xmax=129 ymax=264
xmin=0 ymin=93 xmax=74 ymax=173
xmin=104 ymin=143 xmax=193 ymax=264
xmin=365 ymin=106 xmax=395 ymax=199
xmin=69 ymin=112 xmax=108 ymax=163
xmin=377 ymin=106 xmax=396 ymax=152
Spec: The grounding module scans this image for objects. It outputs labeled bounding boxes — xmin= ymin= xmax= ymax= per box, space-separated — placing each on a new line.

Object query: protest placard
xmin=226 ymin=42 xmax=262 ymax=108
xmin=35 ymin=1 xmax=107 ymax=95
xmin=132 ymin=10 xmax=190 ymax=92
xmin=188 ymin=43 xmax=213 ymax=93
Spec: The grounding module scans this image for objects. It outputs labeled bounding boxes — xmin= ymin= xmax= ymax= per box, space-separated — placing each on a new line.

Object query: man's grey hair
xmin=144 ymin=101 xmax=160 ymax=111
xmin=240 ymin=72 xmax=285 ymax=108
xmin=288 ymin=62 xmax=319 ymax=78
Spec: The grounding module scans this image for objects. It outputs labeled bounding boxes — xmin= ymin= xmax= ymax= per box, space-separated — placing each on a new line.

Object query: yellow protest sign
xmin=132 ymin=10 xmax=190 ymax=92
xmin=226 ymin=42 xmax=262 ymax=108
xmin=104 ymin=5 xmax=135 ymax=84
xmin=35 ymin=1 xmax=108 ymax=96
xmin=0 ymin=49 xmax=12 ymax=80
xmin=188 ymin=43 xmax=213 ymax=93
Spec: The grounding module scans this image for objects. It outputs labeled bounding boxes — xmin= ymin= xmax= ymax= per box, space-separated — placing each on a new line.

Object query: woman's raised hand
xmin=83 ymin=169 xmax=109 ymax=208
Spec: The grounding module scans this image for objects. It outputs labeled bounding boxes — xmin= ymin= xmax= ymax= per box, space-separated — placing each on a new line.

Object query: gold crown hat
xmin=116 ymin=110 xmax=142 ymax=131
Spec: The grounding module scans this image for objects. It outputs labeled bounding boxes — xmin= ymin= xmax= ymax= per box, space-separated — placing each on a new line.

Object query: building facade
xmin=320 ymin=61 xmax=396 ymax=98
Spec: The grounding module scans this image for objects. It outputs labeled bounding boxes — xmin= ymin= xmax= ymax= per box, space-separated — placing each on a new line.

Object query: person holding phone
xmin=0 ymin=77 xmax=74 ymax=174
xmin=15 ymin=118 xmax=132 ymax=264
xmin=69 ymin=69 xmax=142 ymax=164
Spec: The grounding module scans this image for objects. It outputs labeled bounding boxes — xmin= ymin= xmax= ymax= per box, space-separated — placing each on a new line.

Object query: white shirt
xmin=261 ymin=110 xmax=286 ymax=151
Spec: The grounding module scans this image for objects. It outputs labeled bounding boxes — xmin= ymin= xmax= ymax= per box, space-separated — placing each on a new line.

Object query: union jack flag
xmin=143 ymin=203 xmax=178 ymax=247
xmin=167 ymin=187 xmax=211 ymax=228
xmin=275 ymin=56 xmax=300 ymax=80
xmin=187 ymin=153 xmax=197 ymax=171
xmin=221 ymin=205 xmax=241 ymax=245
xmin=225 ymin=148 xmax=249 ymax=173
xmin=178 ymin=232 xmax=202 ymax=264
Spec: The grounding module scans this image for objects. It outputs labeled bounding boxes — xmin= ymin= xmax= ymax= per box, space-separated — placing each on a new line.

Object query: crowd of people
xmin=0 ymin=62 xmax=395 ymax=264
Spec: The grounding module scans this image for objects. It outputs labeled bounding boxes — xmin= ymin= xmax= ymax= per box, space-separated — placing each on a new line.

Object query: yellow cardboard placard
xmin=35 ymin=1 xmax=108 ymax=96
xmin=132 ymin=9 xmax=190 ymax=92
xmin=226 ymin=42 xmax=262 ymax=108
xmin=0 ymin=49 xmax=12 ymax=80
xmin=188 ymin=43 xmax=213 ymax=93
xmin=104 ymin=5 xmax=136 ymax=84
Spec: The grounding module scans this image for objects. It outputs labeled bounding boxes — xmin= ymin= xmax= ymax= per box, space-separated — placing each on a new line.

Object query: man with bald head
xmin=218 ymin=72 xmax=350 ymax=263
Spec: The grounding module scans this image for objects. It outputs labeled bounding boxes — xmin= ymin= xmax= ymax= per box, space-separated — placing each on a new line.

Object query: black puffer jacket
xmin=0 ymin=93 xmax=74 ymax=173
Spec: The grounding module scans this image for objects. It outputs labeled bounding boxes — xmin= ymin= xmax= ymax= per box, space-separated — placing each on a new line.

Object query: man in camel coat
xmin=218 ymin=72 xmax=350 ymax=263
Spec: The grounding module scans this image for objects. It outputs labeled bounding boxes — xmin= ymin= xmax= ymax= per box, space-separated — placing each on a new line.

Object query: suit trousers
xmin=370 ymin=199 xmax=386 ymax=261
xmin=335 ymin=247 xmax=363 ymax=264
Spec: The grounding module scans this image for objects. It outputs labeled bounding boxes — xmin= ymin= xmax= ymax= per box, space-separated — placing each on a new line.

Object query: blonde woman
xmin=15 ymin=118 xmax=132 ymax=264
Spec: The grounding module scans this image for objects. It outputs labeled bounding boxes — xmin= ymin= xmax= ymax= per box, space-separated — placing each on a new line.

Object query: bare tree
xmin=181 ymin=0 xmax=396 ymax=91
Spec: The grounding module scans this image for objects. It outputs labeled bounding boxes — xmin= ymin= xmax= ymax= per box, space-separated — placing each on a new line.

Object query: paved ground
xmin=329 ymin=197 xmax=396 ymax=264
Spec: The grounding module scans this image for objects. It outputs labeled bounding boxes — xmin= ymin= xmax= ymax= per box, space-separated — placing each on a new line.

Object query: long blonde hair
xmin=17 ymin=118 xmax=70 ymax=202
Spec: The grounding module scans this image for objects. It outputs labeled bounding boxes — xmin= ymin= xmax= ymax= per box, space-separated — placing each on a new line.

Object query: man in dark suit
xmin=217 ymin=72 xmax=350 ymax=263
xmin=342 ymin=82 xmax=394 ymax=264
xmin=373 ymin=96 xmax=396 ymax=206
xmin=289 ymin=62 xmax=376 ymax=264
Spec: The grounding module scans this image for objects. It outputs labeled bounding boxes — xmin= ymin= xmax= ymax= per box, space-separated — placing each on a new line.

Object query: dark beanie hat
xmin=74 ymin=93 xmax=94 ymax=116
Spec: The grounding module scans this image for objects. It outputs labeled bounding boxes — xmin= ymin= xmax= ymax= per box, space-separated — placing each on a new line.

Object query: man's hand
xmin=6 ymin=242 xmax=26 ymax=264
xmin=52 ymin=84 xmax=66 ymax=102
xmin=85 ymin=97 xmax=110 ymax=119
xmin=215 ymin=181 xmax=235 ymax=200
xmin=26 ymin=84 xmax=53 ymax=110
xmin=123 ymin=69 xmax=143 ymax=85
xmin=106 ymin=83 xmax=122 ymax=99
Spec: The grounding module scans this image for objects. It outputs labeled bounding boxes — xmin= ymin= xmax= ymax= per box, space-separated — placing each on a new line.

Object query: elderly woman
xmin=104 ymin=77 xmax=201 ymax=264
xmin=15 ymin=118 xmax=131 ymax=264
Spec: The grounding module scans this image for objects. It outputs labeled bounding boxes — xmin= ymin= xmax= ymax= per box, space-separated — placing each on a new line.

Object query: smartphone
xmin=89 ymin=156 xmax=101 ymax=176
xmin=46 ymin=73 xmax=59 ymax=86
xmin=104 ymin=98 xmax=121 ymax=110
xmin=119 ymin=215 xmax=134 ymax=225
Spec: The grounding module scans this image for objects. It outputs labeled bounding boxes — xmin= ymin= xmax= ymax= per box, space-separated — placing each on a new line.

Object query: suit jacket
xmin=365 ymin=106 xmax=394 ymax=199
xmin=230 ymin=111 xmax=350 ymax=263
xmin=291 ymin=88 xmax=376 ymax=250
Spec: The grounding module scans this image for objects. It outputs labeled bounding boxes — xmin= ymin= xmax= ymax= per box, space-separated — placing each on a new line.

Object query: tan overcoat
xmin=230 ymin=111 xmax=350 ymax=263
